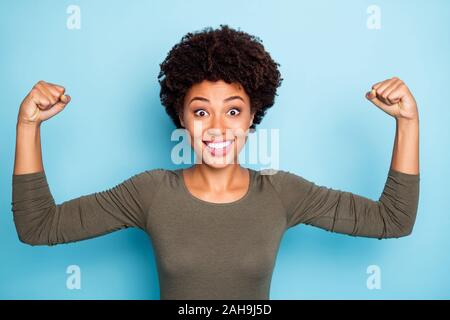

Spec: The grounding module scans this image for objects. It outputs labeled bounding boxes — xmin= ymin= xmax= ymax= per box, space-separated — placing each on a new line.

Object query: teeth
xmin=206 ymin=140 xmax=232 ymax=149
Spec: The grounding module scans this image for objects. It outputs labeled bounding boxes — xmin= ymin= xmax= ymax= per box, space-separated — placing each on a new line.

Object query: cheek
xmin=183 ymin=121 xmax=205 ymax=146
xmin=231 ymin=116 xmax=253 ymax=137
xmin=184 ymin=118 xmax=203 ymax=132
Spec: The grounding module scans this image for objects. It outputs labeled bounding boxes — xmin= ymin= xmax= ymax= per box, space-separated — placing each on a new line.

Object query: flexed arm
xmin=270 ymin=77 xmax=420 ymax=239
xmin=12 ymin=81 xmax=164 ymax=246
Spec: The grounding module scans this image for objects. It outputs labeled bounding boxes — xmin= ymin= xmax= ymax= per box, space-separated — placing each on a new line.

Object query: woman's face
xmin=180 ymin=80 xmax=255 ymax=168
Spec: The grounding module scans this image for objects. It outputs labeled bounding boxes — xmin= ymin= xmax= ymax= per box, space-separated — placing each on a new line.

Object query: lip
xmin=202 ymin=139 xmax=234 ymax=157
xmin=202 ymin=138 xmax=232 ymax=143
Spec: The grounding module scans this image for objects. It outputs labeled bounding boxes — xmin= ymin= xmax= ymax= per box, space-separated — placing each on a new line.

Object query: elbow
xmin=381 ymin=214 xmax=418 ymax=239
xmin=17 ymin=232 xmax=55 ymax=246
xmin=394 ymin=222 xmax=415 ymax=238
xmin=13 ymin=208 xmax=57 ymax=247
xmin=378 ymin=195 xmax=419 ymax=239
xmin=378 ymin=175 xmax=420 ymax=239
xmin=17 ymin=234 xmax=44 ymax=246
xmin=395 ymin=206 xmax=419 ymax=238
xmin=15 ymin=224 xmax=52 ymax=246
xmin=11 ymin=178 xmax=59 ymax=246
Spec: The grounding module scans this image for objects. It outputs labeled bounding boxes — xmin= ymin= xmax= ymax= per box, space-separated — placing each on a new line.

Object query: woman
xmin=12 ymin=25 xmax=420 ymax=300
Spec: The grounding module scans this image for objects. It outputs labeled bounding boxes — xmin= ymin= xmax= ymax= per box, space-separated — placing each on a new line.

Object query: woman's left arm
xmin=272 ymin=77 xmax=420 ymax=239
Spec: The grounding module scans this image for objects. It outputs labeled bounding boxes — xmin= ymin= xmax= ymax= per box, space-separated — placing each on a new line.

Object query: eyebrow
xmin=188 ymin=95 xmax=244 ymax=105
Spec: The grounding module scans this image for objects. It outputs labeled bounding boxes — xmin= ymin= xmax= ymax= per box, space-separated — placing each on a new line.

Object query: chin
xmin=202 ymin=158 xmax=237 ymax=169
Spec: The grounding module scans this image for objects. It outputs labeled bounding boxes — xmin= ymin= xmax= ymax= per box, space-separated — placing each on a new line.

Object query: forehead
xmin=185 ymin=80 xmax=248 ymax=102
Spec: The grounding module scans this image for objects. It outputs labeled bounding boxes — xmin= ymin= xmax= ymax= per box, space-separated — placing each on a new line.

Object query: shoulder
xmin=142 ymin=168 xmax=169 ymax=179
xmin=136 ymin=167 xmax=188 ymax=188
xmin=126 ymin=168 xmax=169 ymax=190
xmin=253 ymin=168 xmax=312 ymax=193
xmin=253 ymin=168 xmax=290 ymax=191
xmin=255 ymin=168 xmax=301 ymax=181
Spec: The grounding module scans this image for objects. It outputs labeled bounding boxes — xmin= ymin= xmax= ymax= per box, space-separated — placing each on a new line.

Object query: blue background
xmin=1 ymin=0 xmax=448 ymax=299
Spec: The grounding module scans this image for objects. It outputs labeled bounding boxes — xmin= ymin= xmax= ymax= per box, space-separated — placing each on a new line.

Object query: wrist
xmin=396 ymin=116 xmax=419 ymax=128
xmin=17 ymin=119 xmax=41 ymax=129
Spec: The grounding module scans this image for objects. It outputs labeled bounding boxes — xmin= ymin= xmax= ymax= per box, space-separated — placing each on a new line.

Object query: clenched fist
xmin=18 ymin=80 xmax=71 ymax=125
xmin=366 ymin=77 xmax=419 ymax=122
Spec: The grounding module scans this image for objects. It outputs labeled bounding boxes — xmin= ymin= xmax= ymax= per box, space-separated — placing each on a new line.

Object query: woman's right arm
xmin=12 ymin=81 xmax=165 ymax=246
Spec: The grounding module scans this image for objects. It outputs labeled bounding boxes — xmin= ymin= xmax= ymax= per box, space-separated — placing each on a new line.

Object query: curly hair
xmin=158 ymin=24 xmax=283 ymax=130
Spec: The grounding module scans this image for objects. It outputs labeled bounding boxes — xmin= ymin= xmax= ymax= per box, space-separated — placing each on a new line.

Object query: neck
xmin=188 ymin=163 xmax=248 ymax=192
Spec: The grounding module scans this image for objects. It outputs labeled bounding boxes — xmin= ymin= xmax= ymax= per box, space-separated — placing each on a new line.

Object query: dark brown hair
xmin=158 ymin=24 xmax=283 ymax=129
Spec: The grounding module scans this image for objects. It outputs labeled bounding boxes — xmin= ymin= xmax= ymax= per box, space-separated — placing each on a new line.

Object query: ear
xmin=250 ymin=112 xmax=255 ymax=127
xmin=179 ymin=112 xmax=185 ymax=128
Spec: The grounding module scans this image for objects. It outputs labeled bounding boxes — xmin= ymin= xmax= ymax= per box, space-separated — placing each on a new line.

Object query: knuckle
xmin=30 ymin=88 xmax=39 ymax=96
xmin=398 ymin=83 xmax=406 ymax=90
xmin=51 ymin=90 xmax=60 ymax=98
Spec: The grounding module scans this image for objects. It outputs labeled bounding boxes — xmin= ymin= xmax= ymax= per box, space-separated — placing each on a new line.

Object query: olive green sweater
xmin=11 ymin=167 xmax=420 ymax=299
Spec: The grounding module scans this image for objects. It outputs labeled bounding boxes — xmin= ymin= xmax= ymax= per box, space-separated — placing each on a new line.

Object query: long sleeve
xmin=268 ymin=168 xmax=420 ymax=239
xmin=11 ymin=169 xmax=166 ymax=246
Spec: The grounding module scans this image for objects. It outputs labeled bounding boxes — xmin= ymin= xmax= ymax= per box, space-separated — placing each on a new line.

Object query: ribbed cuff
xmin=387 ymin=168 xmax=420 ymax=182
xmin=12 ymin=171 xmax=46 ymax=183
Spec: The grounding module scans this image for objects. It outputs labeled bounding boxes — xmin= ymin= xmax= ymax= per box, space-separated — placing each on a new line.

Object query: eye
xmin=227 ymin=108 xmax=241 ymax=116
xmin=194 ymin=109 xmax=209 ymax=117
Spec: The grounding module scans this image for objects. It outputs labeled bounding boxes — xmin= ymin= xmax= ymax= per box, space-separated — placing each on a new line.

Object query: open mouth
xmin=202 ymin=139 xmax=234 ymax=157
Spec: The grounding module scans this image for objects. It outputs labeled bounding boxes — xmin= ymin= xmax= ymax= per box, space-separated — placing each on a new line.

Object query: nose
xmin=207 ymin=114 xmax=226 ymax=137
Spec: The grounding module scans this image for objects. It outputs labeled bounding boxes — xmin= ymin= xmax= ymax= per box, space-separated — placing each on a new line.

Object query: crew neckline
xmin=175 ymin=167 xmax=255 ymax=206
